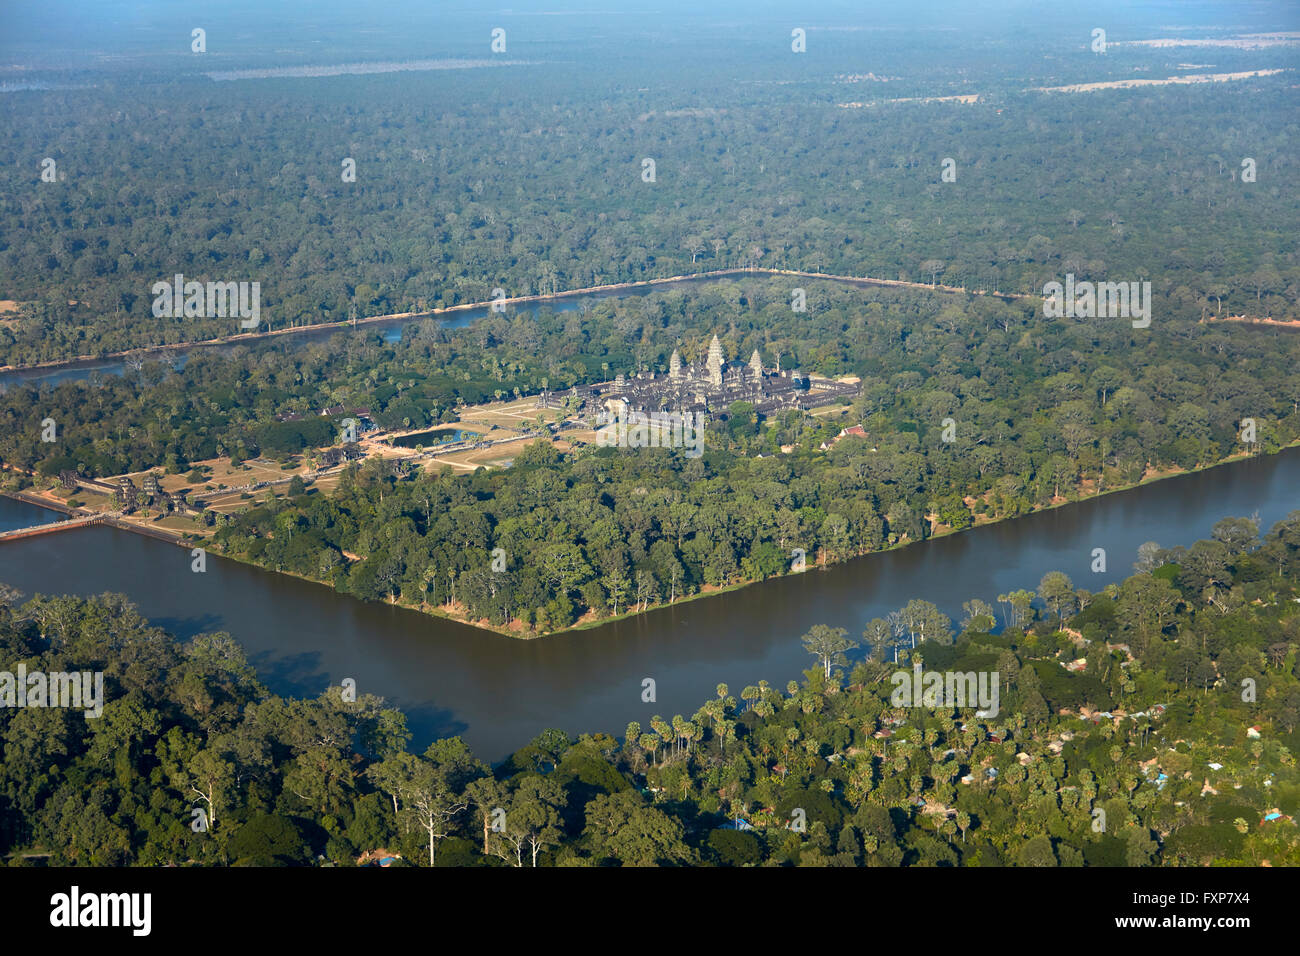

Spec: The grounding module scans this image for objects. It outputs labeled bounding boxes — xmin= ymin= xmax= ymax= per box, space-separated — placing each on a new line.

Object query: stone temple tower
xmin=749 ymin=349 xmax=763 ymax=383
xmin=706 ymin=335 xmax=725 ymax=387
xmin=669 ymin=349 xmax=682 ymax=380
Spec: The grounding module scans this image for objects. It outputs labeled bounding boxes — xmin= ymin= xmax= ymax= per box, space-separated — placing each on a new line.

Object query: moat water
xmin=1 ymin=448 xmax=1297 ymax=762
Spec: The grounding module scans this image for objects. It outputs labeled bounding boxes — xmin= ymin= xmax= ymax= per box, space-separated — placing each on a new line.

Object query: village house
xmin=820 ymin=424 xmax=870 ymax=451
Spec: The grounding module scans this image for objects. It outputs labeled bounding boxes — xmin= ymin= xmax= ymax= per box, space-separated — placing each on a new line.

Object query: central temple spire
xmin=706 ymin=334 xmax=724 ymax=387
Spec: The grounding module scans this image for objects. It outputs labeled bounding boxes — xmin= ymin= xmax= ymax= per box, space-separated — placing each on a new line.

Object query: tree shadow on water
xmin=246 ymin=649 xmax=331 ymax=699
xmin=392 ymin=702 xmax=469 ymax=751
xmin=152 ymin=613 xmax=227 ymax=640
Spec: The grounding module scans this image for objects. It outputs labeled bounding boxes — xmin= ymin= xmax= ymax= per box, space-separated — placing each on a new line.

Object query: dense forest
xmin=1 ymin=513 xmax=1297 ymax=866
xmin=1 ymin=20 xmax=1296 ymax=365
xmin=4 ymin=278 xmax=1299 ymax=631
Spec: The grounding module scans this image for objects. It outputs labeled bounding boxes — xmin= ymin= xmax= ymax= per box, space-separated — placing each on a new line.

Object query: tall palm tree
xmin=671 ymin=715 xmax=687 ymax=758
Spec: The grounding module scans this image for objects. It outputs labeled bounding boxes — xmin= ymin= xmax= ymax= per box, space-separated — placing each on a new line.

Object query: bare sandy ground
xmin=205 ymin=58 xmax=533 ymax=81
xmin=834 ymin=73 xmax=900 ymax=83
xmin=838 ymin=93 xmax=979 ymax=108
xmin=458 ymin=397 xmax=559 ymax=430
xmin=421 ymin=435 xmax=542 ymax=473
xmin=809 ymin=404 xmax=852 ymax=420
xmin=1204 ymin=315 xmax=1300 ymax=330
xmin=1117 ymin=33 xmax=1299 ymax=50
xmin=1029 ymin=68 xmax=1286 ymax=94
xmin=837 ymin=65 xmax=1286 ymax=109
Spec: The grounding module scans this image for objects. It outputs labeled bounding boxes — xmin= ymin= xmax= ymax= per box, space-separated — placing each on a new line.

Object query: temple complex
xmin=537 ymin=335 xmax=860 ymax=422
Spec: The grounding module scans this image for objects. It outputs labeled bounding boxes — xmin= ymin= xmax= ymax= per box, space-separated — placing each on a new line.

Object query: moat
xmin=2 ymin=447 xmax=1296 ymax=763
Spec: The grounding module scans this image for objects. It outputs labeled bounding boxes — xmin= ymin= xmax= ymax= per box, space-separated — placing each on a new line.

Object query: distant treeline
xmin=1 ymin=50 xmax=1295 ymax=364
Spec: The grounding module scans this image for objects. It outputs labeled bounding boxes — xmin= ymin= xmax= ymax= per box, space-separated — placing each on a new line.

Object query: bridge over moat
xmin=0 ymin=513 xmax=117 ymax=543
